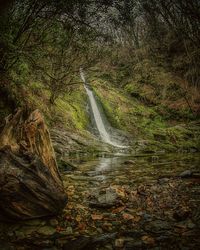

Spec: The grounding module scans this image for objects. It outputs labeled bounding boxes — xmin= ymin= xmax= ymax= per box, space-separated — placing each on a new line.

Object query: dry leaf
xmin=91 ymin=214 xmax=103 ymax=220
xmin=76 ymin=215 xmax=82 ymax=222
xmin=112 ymin=206 xmax=126 ymax=214
xmin=76 ymin=204 xmax=86 ymax=210
xmin=122 ymin=213 xmax=134 ymax=220
xmin=78 ymin=223 xmax=86 ymax=230
xmin=67 ymin=203 xmax=73 ymax=209
xmin=142 ymin=235 xmax=155 ymax=245
xmin=133 ymin=215 xmax=141 ymax=222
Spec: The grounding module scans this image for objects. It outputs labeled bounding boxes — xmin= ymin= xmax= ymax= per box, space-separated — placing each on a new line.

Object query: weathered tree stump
xmin=0 ymin=109 xmax=67 ymax=221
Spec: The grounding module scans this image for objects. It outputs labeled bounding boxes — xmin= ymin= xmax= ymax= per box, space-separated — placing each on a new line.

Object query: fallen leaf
xmin=76 ymin=204 xmax=87 ymax=210
xmin=56 ymin=227 xmax=65 ymax=232
xmin=115 ymin=187 xmax=126 ymax=197
xmin=112 ymin=206 xmax=126 ymax=214
xmin=76 ymin=215 xmax=82 ymax=222
xmin=67 ymin=203 xmax=74 ymax=209
xmin=131 ymin=190 xmax=137 ymax=196
xmin=122 ymin=213 xmax=134 ymax=220
xmin=91 ymin=214 xmax=103 ymax=220
xmin=142 ymin=235 xmax=155 ymax=245
xmin=133 ymin=215 xmax=141 ymax=222
xmin=78 ymin=223 xmax=86 ymax=230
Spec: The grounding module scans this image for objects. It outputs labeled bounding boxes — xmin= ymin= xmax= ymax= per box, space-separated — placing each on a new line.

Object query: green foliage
xmin=51 ymin=87 xmax=89 ymax=131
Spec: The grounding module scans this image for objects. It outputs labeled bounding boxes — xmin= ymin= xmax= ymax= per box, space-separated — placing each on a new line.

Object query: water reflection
xmin=95 ymin=157 xmax=121 ymax=172
xmin=68 ymin=153 xmax=200 ymax=187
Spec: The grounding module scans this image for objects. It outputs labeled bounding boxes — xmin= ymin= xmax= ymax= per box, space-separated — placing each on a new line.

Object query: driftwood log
xmin=0 ymin=109 xmax=67 ymax=221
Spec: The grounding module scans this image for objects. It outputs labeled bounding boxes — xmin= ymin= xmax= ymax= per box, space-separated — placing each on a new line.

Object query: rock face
xmin=0 ymin=109 xmax=67 ymax=221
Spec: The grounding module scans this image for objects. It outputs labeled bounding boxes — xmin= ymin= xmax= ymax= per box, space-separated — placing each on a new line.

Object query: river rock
xmin=49 ymin=218 xmax=59 ymax=227
xmin=144 ymin=220 xmax=171 ymax=233
xmin=89 ymin=188 xmax=119 ymax=208
xmin=158 ymin=178 xmax=169 ymax=184
xmin=25 ymin=219 xmax=46 ymax=226
xmin=124 ymin=240 xmax=143 ymax=249
xmin=115 ymin=238 xmax=124 ymax=248
xmin=37 ymin=226 xmax=57 ymax=236
xmin=58 ymin=159 xmax=77 ymax=172
xmin=15 ymin=231 xmax=25 ymax=239
xmin=173 ymin=207 xmax=190 ymax=221
xmin=179 ymin=170 xmax=193 ymax=178
xmin=124 ymin=160 xmax=135 ymax=165
xmin=187 ymin=221 xmax=196 ymax=229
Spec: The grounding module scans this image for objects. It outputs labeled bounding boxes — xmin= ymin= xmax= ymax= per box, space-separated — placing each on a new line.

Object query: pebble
xmin=37 ymin=226 xmax=56 ymax=235
xmin=102 ymin=222 xmax=113 ymax=231
xmin=124 ymin=240 xmax=143 ymax=249
xmin=105 ymin=244 xmax=113 ymax=250
xmin=25 ymin=219 xmax=46 ymax=226
xmin=7 ymin=231 xmax=14 ymax=237
xmin=158 ymin=178 xmax=169 ymax=184
xmin=187 ymin=222 xmax=195 ymax=229
xmin=65 ymin=226 xmax=73 ymax=235
xmin=124 ymin=160 xmax=135 ymax=165
xmin=179 ymin=170 xmax=192 ymax=178
xmin=97 ymin=228 xmax=103 ymax=234
xmin=115 ymin=238 xmax=124 ymax=248
xmin=145 ymin=220 xmax=171 ymax=232
xmin=49 ymin=219 xmax=59 ymax=227
xmin=173 ymin=207 xmax=190 ymax=221
xmin=15 ymin=231 xmax=25 ymax=239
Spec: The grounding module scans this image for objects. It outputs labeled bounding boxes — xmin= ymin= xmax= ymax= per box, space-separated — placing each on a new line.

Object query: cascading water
xmin=80 ymin=68 xmax=127 ymax=148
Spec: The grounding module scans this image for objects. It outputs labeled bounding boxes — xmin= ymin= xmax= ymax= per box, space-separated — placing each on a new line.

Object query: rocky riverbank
xmin=0 ymin=153 xmax=199 ymax=249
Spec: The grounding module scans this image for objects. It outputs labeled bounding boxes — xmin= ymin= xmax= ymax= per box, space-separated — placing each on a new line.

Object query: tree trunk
xmin=0 ymin=109 xmax=67 ymax=221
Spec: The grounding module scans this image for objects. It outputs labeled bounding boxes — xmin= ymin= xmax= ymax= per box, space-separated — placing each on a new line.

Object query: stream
xmin=67 ymin=152 xmax=200 ymax=186
xmin=1 ymin=153 xmax=200 ymax=249
xmin=60 ymin=152 xmax=200 ymax=249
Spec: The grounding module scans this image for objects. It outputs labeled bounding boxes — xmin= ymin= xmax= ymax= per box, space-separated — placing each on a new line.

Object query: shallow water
xmin=1 ymin=153 xmax=200 ymax=249
xmin=66 ymin=153 xmax=200 ymax=187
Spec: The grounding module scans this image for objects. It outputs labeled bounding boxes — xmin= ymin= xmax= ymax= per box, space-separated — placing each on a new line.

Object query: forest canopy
xmin=0 ymin=0 xmax=199 ymax=105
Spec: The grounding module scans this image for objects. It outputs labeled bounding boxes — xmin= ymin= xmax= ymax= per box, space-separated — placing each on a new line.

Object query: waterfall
xmin=80 ymin=68 xmax=127 ymax=148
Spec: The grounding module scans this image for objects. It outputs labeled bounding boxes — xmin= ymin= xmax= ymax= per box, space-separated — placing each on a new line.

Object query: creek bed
xmin=0 ymin=153 xmax=200 ymax=249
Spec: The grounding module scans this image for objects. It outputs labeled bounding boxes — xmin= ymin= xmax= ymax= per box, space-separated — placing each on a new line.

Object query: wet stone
xmin=15 ymin=231 xmax=25 ymax=239
xmin=124 ymin=160 xmax=135 ymax=165
xmin=179 ymin=170 xmax=193 ymax=178
xmin=25 ymin=219 xmax=46 ymax=226
xmin=65 ymin=227 xmax=73 ymax=235
xmin=158 ymin=178 xmax=170 ymax=184
xmin=173 ymin=207 xmax=190 ymax=221
xmin=156 ymin=235 xmax=170 ymax=242
xmin=7 ymin=232 xmax=14 ymax=237
xmin=89 ymin=188 xmax=119 ymax=208
xmin=15 ymin=226 xmax=39 ymax=236
xmin=49 ymin=219 xmax=59 ymax=227
xmin=37 ymin=226 xmax=57 ymax=236
xmin=0 ymin=243 xmax=16 ymax=250
xmin=124 ymin=240 xmax=143 ymax=249
xmin=104 ymin=244 xmax=113 ymax=250
xmin=144 ymin=220 xmax=171 ymax=233
xmin=115 ymin=238 xmax=124 ymax=248
xmin=187 ymin=222 xmax=195 ymax=229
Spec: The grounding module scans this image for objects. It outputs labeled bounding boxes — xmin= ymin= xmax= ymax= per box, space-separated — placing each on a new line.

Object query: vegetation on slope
xmin=0 ymin=0 xmax=199 ymax=153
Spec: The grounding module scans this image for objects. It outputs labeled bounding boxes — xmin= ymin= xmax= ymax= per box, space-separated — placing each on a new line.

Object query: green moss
xmin=53 ymin=88 xmax=89 ymax=131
